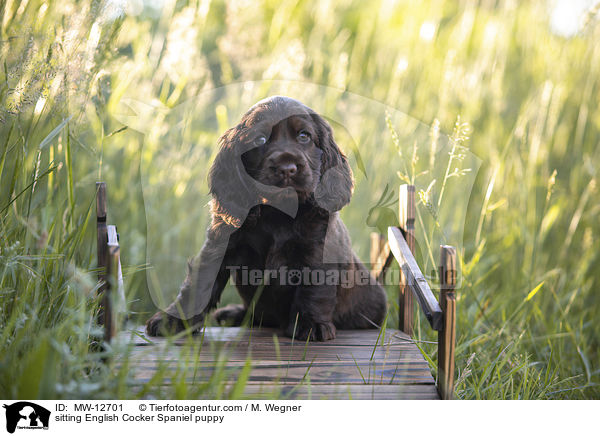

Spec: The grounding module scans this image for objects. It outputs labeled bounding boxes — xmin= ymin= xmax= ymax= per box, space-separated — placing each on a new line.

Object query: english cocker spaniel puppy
xmin=146 ymin=96 xmax=387 ymax=341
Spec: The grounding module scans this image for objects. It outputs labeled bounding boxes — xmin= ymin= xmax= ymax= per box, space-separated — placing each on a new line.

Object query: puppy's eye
xmin=297 ymin=130 xmax=311 ymax=144
xmin=254 ymin=135 xmax=267 ymax=146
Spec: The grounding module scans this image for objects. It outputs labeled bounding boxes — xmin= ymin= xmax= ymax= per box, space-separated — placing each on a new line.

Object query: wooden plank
xmin=438 ymin=245 xmax=456 ymax=400
xmin=126 ymin=381 xmax=438 ymax=399
xmin=398 ymin=184 xmax=415 ymax=335
xmin=128 ymin=362 xmax=435 ymax=385
xmin=370 ymin=232 xmax=383 ymax=266
xmin=231 ymin=383 xmax=440 ymax=400
xmin=125 ymin=344 xmax=425 ymax=362
xmin=121 ymin=326 xmax=416 ymax=347
xmin=388 ymin=226 xmax=443 ymax=331
xmin=130 ymin=337 xmax=421 ymax=349
xmin=127 ymin=344 xmax=429 ymax=365
xmin=129 ymin=359 xmax=432 ymax=374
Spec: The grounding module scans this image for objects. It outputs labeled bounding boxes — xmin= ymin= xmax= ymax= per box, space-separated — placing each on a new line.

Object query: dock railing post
xmin=398 ymin=184 xmax=415 ymax=335
xmin=105 ymin=234 xmax=119 ymax=341
xmin=96 ymin=182 xmax=118 ymax=342
xmin=438 ymin=245 xmax=457 ymax=399
xmin=96 ymin=182 xmax=108 ymax=331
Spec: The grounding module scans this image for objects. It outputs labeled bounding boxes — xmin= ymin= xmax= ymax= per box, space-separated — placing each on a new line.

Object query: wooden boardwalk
xmin=121 ymin=326 xmax=439 ymax=400
xmin=99 ymin=182 xmax=456 ymax=399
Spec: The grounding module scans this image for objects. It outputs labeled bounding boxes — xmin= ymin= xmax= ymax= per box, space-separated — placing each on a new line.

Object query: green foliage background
xmin=0 ymin=0 xmax=599 ymax=399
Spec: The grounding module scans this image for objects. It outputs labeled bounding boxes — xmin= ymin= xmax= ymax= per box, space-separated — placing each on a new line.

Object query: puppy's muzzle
xmin=276 ymin=163 xmax=297 ymax=178
xmin=265 ymin=151 xmax=306 ymax=186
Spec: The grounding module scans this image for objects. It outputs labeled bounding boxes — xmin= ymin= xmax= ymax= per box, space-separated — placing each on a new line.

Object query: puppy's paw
xmin=213 ymin=304 xmax=246 ymax=326
xmin=145 ymin=311 xmax=199 ymax=336
xmin=286 ymin=320 xmax=336 ymax=341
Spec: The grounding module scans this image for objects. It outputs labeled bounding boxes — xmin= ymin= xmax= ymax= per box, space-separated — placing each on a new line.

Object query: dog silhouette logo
xmin=2 ymin=402 xmax=50 ymax=433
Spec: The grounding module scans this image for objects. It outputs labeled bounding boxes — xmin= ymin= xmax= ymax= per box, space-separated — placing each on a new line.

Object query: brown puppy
xmin=146 ymin=96 xmax=387 ymax=341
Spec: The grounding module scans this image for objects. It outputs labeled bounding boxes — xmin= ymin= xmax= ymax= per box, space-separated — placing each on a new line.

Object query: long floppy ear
xmin=208 ymin=127 xmax=259 ymax=228
xmin=311 ymin=113 xmax=354 ymax=212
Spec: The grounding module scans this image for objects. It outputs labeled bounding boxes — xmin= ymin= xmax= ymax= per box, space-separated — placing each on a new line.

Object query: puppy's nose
xmin=277 ymin=163 xmax=297 ymax=178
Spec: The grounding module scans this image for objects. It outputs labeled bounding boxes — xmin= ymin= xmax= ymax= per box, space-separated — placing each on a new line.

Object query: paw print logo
xmin=366 ymin=183 xmax=398 ymax=234
xmin=287 ymin=269 xmax=302 ymax=286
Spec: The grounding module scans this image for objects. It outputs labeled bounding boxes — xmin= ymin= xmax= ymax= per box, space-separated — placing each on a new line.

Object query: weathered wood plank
xmin=129 ymin=360 xmax=432 ymax=374
xmin=125 ymin=345 xmax=425 ymax=363
xmin=126 ymin=382 xmax=439 ymax=400
xmin=388 ymin=226 xmax=443 ymax=330
xmin=128 ymin=363 xmax=435 ymax=385
xmin=232 ymin=383 xmax=440 ymax=400
xmin=121 ymin=326 xmax=416 ymax=347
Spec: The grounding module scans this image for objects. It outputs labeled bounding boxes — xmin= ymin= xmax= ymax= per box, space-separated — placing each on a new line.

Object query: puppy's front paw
xmin=145 ymin=311 xmax=198 ymax=336
xmin=213 ymin=304 xmax=246 ymax=326
xmin=286 ymin=319 xmax=336 ymax=341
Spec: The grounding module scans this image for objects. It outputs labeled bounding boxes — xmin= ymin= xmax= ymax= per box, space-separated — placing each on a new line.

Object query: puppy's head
xmin=209 ymin=96 xmax=353 ymax=227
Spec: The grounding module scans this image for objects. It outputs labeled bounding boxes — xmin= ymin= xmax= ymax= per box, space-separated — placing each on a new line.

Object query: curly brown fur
xmin=146 ymin=96 xmax=387 ymax=341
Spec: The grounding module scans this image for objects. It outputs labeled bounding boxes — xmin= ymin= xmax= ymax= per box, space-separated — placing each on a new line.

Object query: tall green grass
xmin=1 ymin=0 xmax=599 ymax=399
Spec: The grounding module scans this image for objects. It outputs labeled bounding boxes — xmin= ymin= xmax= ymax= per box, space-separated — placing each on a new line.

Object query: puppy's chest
xmin=238 ymin=208 xmax=327 ymax=255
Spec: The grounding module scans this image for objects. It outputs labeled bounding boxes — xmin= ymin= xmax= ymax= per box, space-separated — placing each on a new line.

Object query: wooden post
xmin=96 ymin=182 xmax=108 ymax=329
xmin=370 ymin=233 xmax=384 ymax=268
xmin=398 ymin=184 xmax=415 ymax=335
xmin=438 ymin=245 xmax=456 ymax=400
xmin=370 ymin=232 xmax=392 ymax=283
